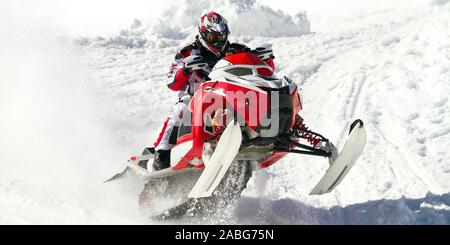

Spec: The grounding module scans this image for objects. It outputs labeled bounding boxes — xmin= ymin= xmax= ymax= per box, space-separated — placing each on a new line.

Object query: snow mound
xmin=75 ymin=19 xmax=150 ymax=48
xmin=156 ymin=0 xmax=310 ymax=37
xmin=77 ymin=0 xmax=310 ymax=48
xmin=430 ymin=0 xmax=450 ymax=6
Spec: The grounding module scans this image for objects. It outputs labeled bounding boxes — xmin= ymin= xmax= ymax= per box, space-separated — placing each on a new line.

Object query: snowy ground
xmin=1 ymin=0 xmax=450 ymax=224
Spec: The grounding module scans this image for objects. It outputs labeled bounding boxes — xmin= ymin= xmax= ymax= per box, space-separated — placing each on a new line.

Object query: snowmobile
xmin=105 ymin=47 xmax=367 ymax=220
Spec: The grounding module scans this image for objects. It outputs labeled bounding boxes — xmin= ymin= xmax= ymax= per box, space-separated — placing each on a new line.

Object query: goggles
xmin=205 ymin=31 xmax=227 ymax=44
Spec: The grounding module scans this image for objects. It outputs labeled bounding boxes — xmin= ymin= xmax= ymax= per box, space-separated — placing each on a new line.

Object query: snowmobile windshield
xmin=224 ymin=65 xmax=273 ymax=77
xmin=256 ymin=75 xmax=280 ymax=81
xmin=227 ymin=67 xmax=253 ymax=76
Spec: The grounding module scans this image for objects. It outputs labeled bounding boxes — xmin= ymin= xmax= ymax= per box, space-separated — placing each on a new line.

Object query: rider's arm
xmin=264 ymin=57 xmax=275 ymax=71
xmin=166 ymin=64 xmax=190 ymax=91
xmin=166 ymin=48 xmax=193 ymax=91
xmin=228 ymin=42 xmax=275 ymax=71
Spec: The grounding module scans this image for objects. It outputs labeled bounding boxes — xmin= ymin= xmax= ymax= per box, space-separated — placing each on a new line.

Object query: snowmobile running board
xmin=103 ymin=154 xmax=153 ymax=183
xmin=104 ymin=154 xmax=198 ymax=183
xmin=105 ymin=121 xmax=242 ymax=192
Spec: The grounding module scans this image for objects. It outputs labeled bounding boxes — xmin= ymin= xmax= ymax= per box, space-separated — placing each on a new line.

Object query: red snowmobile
xmin=106 ymin=48 xmax=367 ymax=219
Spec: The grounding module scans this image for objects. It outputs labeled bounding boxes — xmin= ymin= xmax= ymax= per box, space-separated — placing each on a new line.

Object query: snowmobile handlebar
xmin=183 ymin=46 xmax=274 ymax=72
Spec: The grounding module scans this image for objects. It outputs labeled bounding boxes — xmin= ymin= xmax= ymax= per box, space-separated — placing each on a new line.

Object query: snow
xmin=1 ymin=0 xmax=450 ymax=224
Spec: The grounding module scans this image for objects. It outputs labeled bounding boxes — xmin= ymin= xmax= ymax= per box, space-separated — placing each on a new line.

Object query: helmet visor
xmin=205 ymin=31 xmax=227 ymax=44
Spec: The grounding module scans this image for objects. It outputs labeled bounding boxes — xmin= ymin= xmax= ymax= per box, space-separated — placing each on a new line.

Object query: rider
xmin=141 ymin=11 xmax=275 ymax=171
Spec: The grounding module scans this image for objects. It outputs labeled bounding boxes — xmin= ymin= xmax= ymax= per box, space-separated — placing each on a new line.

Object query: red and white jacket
xmin=166 ymin=37 xmax=275 ymax=97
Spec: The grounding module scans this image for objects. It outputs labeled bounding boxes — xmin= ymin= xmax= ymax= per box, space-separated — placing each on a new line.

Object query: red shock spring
xmin=207 ymin=125 xmax=225 ymax=143
xmin=294 ymin=115 xmax=321 ymax=147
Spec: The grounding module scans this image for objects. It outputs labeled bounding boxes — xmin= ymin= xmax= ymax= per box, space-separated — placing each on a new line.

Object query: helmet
xmin=198 ymin=11 xmax=229 ymax=56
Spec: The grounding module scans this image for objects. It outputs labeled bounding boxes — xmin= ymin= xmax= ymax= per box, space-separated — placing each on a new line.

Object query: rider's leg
xmin=152 ymin=96 xmax=190 ymax=170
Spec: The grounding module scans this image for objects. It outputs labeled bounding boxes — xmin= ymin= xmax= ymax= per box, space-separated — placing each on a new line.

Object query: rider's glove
xmin=182 ymin=66 xmax=192 ymax=75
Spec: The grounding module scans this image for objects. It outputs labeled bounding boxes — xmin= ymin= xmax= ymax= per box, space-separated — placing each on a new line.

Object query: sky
xmin=1 ymin=0 xmax=433 ymax=38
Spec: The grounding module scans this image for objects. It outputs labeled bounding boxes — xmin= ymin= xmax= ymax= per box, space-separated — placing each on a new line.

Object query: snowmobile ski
xmin=188 ymin=120 xmax=242 ymax=198
xmin=309 ymin=119 xmax=367 ymax=195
